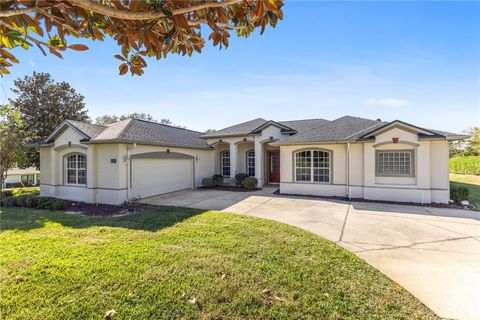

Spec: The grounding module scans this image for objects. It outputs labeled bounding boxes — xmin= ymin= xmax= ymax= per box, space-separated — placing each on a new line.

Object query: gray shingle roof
xmin=67 ymin=120 xmax=107 ymax=139
xmin=202 ymin=118 xmax=268 ymax=138
xmin=90 ymin=119 xmax=211 ymax=149
xmin=277 ymin=116 xmax=387 ymax=144
xmin=202 ymin=117 xmax=330 ymax=138
xmin=279 ymin=119 xmax=330 ymax=133
xmin=53 ymin=116 xmax=465 ymax=148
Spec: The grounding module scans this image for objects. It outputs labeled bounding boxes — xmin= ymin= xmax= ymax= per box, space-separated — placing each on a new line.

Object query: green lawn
xmin=450 ymin=173 xmax=480 ymax=210
xmin=2 ymin=186 xmax=40 ymax=196
xmin=0 ymin=207 xmax=437 ymax=319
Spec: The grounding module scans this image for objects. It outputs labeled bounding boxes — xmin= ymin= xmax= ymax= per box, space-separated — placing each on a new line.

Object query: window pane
xmin=67 ymin=155 xmax=76 ymax=168
xmin=67 ymin=169 xmax=76 ymax=184
xmin=221 ymin=151 xmax=230 ymax=176
xmin=77 ymin=155 xmax=86 ymax=169
xmin=377 ymin=151 xmax=412 ymax=176
xmin=78 ymin=170 xmax=86 ymax=184
xmin=247 ymin=151 xmax=255 ymax=177
xmin=66 ymin=154 xmax=87 ymax=184
xmin=295 ymin=151 xmax=312 ymax=181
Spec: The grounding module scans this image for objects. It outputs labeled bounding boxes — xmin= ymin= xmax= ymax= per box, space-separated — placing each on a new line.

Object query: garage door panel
xmin=131 ymin=158 xmax=192 ymax=198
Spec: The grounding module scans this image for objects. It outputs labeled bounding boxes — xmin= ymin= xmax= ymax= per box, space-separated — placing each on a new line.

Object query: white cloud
xmin=362 ymin=97 xmax=409 ymax=107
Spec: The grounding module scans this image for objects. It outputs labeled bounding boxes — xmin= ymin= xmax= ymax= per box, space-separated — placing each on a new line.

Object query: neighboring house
xmin=3 ymin=167 xmax=40 ymax=188
xmin=39 ymin=116 xmax=466 ymax=205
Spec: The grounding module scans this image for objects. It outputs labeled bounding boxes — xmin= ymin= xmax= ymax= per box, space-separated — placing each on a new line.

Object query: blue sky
xmin=1 ymin=1 xmax=479 ymax=133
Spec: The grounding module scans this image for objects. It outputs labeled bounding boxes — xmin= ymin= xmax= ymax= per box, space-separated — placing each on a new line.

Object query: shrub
xmin=202 ymin=178 xmax=215 ymax=188
xmin=2 ymin=197 xmax=16 ymax=207
xmin=15 ymin=195 xmax=29 ymax=207
xmin=51 ymin=199 xmax=68 ymax=211
xmin=450 ymin=184 xmax=470 ymax=203
xmin=25 ymin=196 xmax=39 ymax=208
xmin=235 ymin=173 xmax=248 ymax=186
xmin=36 ymin=197 xmax=52 ymax=209
xmin=449 ymin=156 xmax=480 ymax=175
xmin=5 ymin=182 xmax=24 ymax=188
xmin=243 ymin=177 xmax=258 ymax=189
xmin=123 ymin=196 xmax=142 ymax=212
xmin=2 ymin=190 xmax=13 ymax=197
xmin=212 ymin=174 xmax=223 ymax=186
xmin=1 ymin=194 xmax=67 ymax=210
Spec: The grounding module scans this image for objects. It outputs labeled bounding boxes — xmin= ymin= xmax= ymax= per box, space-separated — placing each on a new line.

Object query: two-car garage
xmin=130 ymin=152 xmax=194 ymax=199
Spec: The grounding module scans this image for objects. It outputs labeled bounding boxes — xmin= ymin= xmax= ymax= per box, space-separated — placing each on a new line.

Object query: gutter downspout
xmin=126 ymin=143 xmax=136 ymax=200
xmin=346 ymin=142 xmax=351 ymax=200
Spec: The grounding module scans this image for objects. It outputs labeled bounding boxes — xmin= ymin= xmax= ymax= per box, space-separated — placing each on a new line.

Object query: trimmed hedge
xmin=235 ymin=173 xmax=248 ymax=186
xmin=202 ymin=178 xmax=215 ymax=188
xmin=212 ymin=174 xmax=223 ymax=186
xmin=450 ymin=184 xmax=470 ymax=203
xmin=449 ymin=156 xmax=480 ymax=175
xmin=1 ymin=195 xmax=68 ymax=211
xmin=243 ymin=177 xmax=258 ymax=189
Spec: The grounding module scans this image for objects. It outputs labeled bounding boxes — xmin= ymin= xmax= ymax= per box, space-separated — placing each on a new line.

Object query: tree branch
xmin=0 ymin=0 xmax=243 ymax=19
xmin=72 ymin=0 xmax=242 ymax=20
xmin=0 ymin=5 xmax=37 ymax=17
xmin=0 ymin=2 xmax=62 ymax=17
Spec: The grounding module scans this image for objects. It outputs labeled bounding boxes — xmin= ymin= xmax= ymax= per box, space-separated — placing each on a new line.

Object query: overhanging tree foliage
xmin=0 ymin=0 xmax=284 ymax=76
xmin=9 ymin=72 xmax=90 ymax=168
xmin=0 ymin=105 xmax=25 ymax=194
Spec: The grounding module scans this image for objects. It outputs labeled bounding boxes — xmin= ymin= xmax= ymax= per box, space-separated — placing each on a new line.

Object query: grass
xmin=2 ymin=186 xmax=40 ymax=196
xmin=0 ymin=207 xmax=438 ymax=320
xmin=450 ymin=173 xmax=480 ymax=210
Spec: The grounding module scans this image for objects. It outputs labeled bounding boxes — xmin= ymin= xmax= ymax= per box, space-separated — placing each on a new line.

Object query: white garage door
xmin=131 ymin=158 xmax=193 ymax=198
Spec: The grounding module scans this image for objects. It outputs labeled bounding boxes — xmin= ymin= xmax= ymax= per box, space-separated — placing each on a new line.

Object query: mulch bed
xmin=64 ymin=201 xmax=152 ymax=217
xmin=274 ymin=190 xmax=476 ymax=211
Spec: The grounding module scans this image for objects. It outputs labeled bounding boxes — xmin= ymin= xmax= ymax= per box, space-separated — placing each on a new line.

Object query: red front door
xmin=268 ymin=151 xmax=280 ymax=183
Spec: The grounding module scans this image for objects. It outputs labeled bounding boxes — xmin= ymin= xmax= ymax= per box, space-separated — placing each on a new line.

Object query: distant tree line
xmin=449 ymin=127 xmax=479 ymax=157
xmin=0 ymin=72 xmax=193 ymax=181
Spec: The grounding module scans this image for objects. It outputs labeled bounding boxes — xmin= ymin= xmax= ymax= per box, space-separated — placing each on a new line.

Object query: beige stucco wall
xmin=279 ymin=127 xmax=450 ymax=203
xmin=120 ymin=144 xmax=214 ymax=189
xmin=236 ymin=142 xmax=255 ymax=175
xmin=40 ymin=126 xmax=214 ymax=205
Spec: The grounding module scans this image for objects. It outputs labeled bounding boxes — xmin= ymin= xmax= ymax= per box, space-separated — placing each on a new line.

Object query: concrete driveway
xmin=143 ymin=188 xmax=480 ymax=320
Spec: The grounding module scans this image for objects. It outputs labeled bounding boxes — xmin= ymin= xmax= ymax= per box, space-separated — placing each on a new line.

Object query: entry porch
xmin=211 ymin=137 xmax=280 ymax=186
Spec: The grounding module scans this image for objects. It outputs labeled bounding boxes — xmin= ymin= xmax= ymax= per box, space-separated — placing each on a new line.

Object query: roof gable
xmin=45 ymin=120 xmax=107 ymax=143
xmin=361 ymin=120 xmax=438 ymax=138
xmin=201 ymin=118 xmax=268 ymax=138
xmin=250 ymin=120 xmax=296 ymax=134
xmin=277 ymin=116 xmax=385 ymax=144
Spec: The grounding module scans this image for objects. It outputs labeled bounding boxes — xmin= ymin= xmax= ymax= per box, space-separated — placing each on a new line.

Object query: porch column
xmin=229 ymin=143 xmax=237 ymax=179
xmin=254 ymin=140 xmax=263 ymax=187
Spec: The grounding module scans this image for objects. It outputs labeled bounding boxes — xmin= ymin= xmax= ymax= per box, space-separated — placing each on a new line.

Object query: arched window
xmin=65 ymin=153 xmax=86 ymax=185
xmin=246 ymin=150 xmax=255 ymax=177
xmin=220 ymin=150 xmax=230 ymax=177
xmin=294 ymin=150 xmax=331 ymax=183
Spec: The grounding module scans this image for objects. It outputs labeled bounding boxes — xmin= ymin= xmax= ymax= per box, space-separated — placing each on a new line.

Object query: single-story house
xmin=3 ymin=167 xmax=40 ymax=188
xmin=39 ymin=116 xmax=465 ymax=205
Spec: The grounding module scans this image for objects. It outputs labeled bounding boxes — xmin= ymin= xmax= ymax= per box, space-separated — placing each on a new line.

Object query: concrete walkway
xmin=143 ymin=188 xmax=480 ymax=320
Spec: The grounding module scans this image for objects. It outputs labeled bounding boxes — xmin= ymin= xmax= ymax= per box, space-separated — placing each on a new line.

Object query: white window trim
xmin=294 ymin=149 xmax=332 ymax=184
xmin=220 ymin=150 xmax=230 ymax=177
xmin=246 ymin=150 xmax=255 ymax=177
xmin=64 ymin=153 xmax=87 ymax=186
